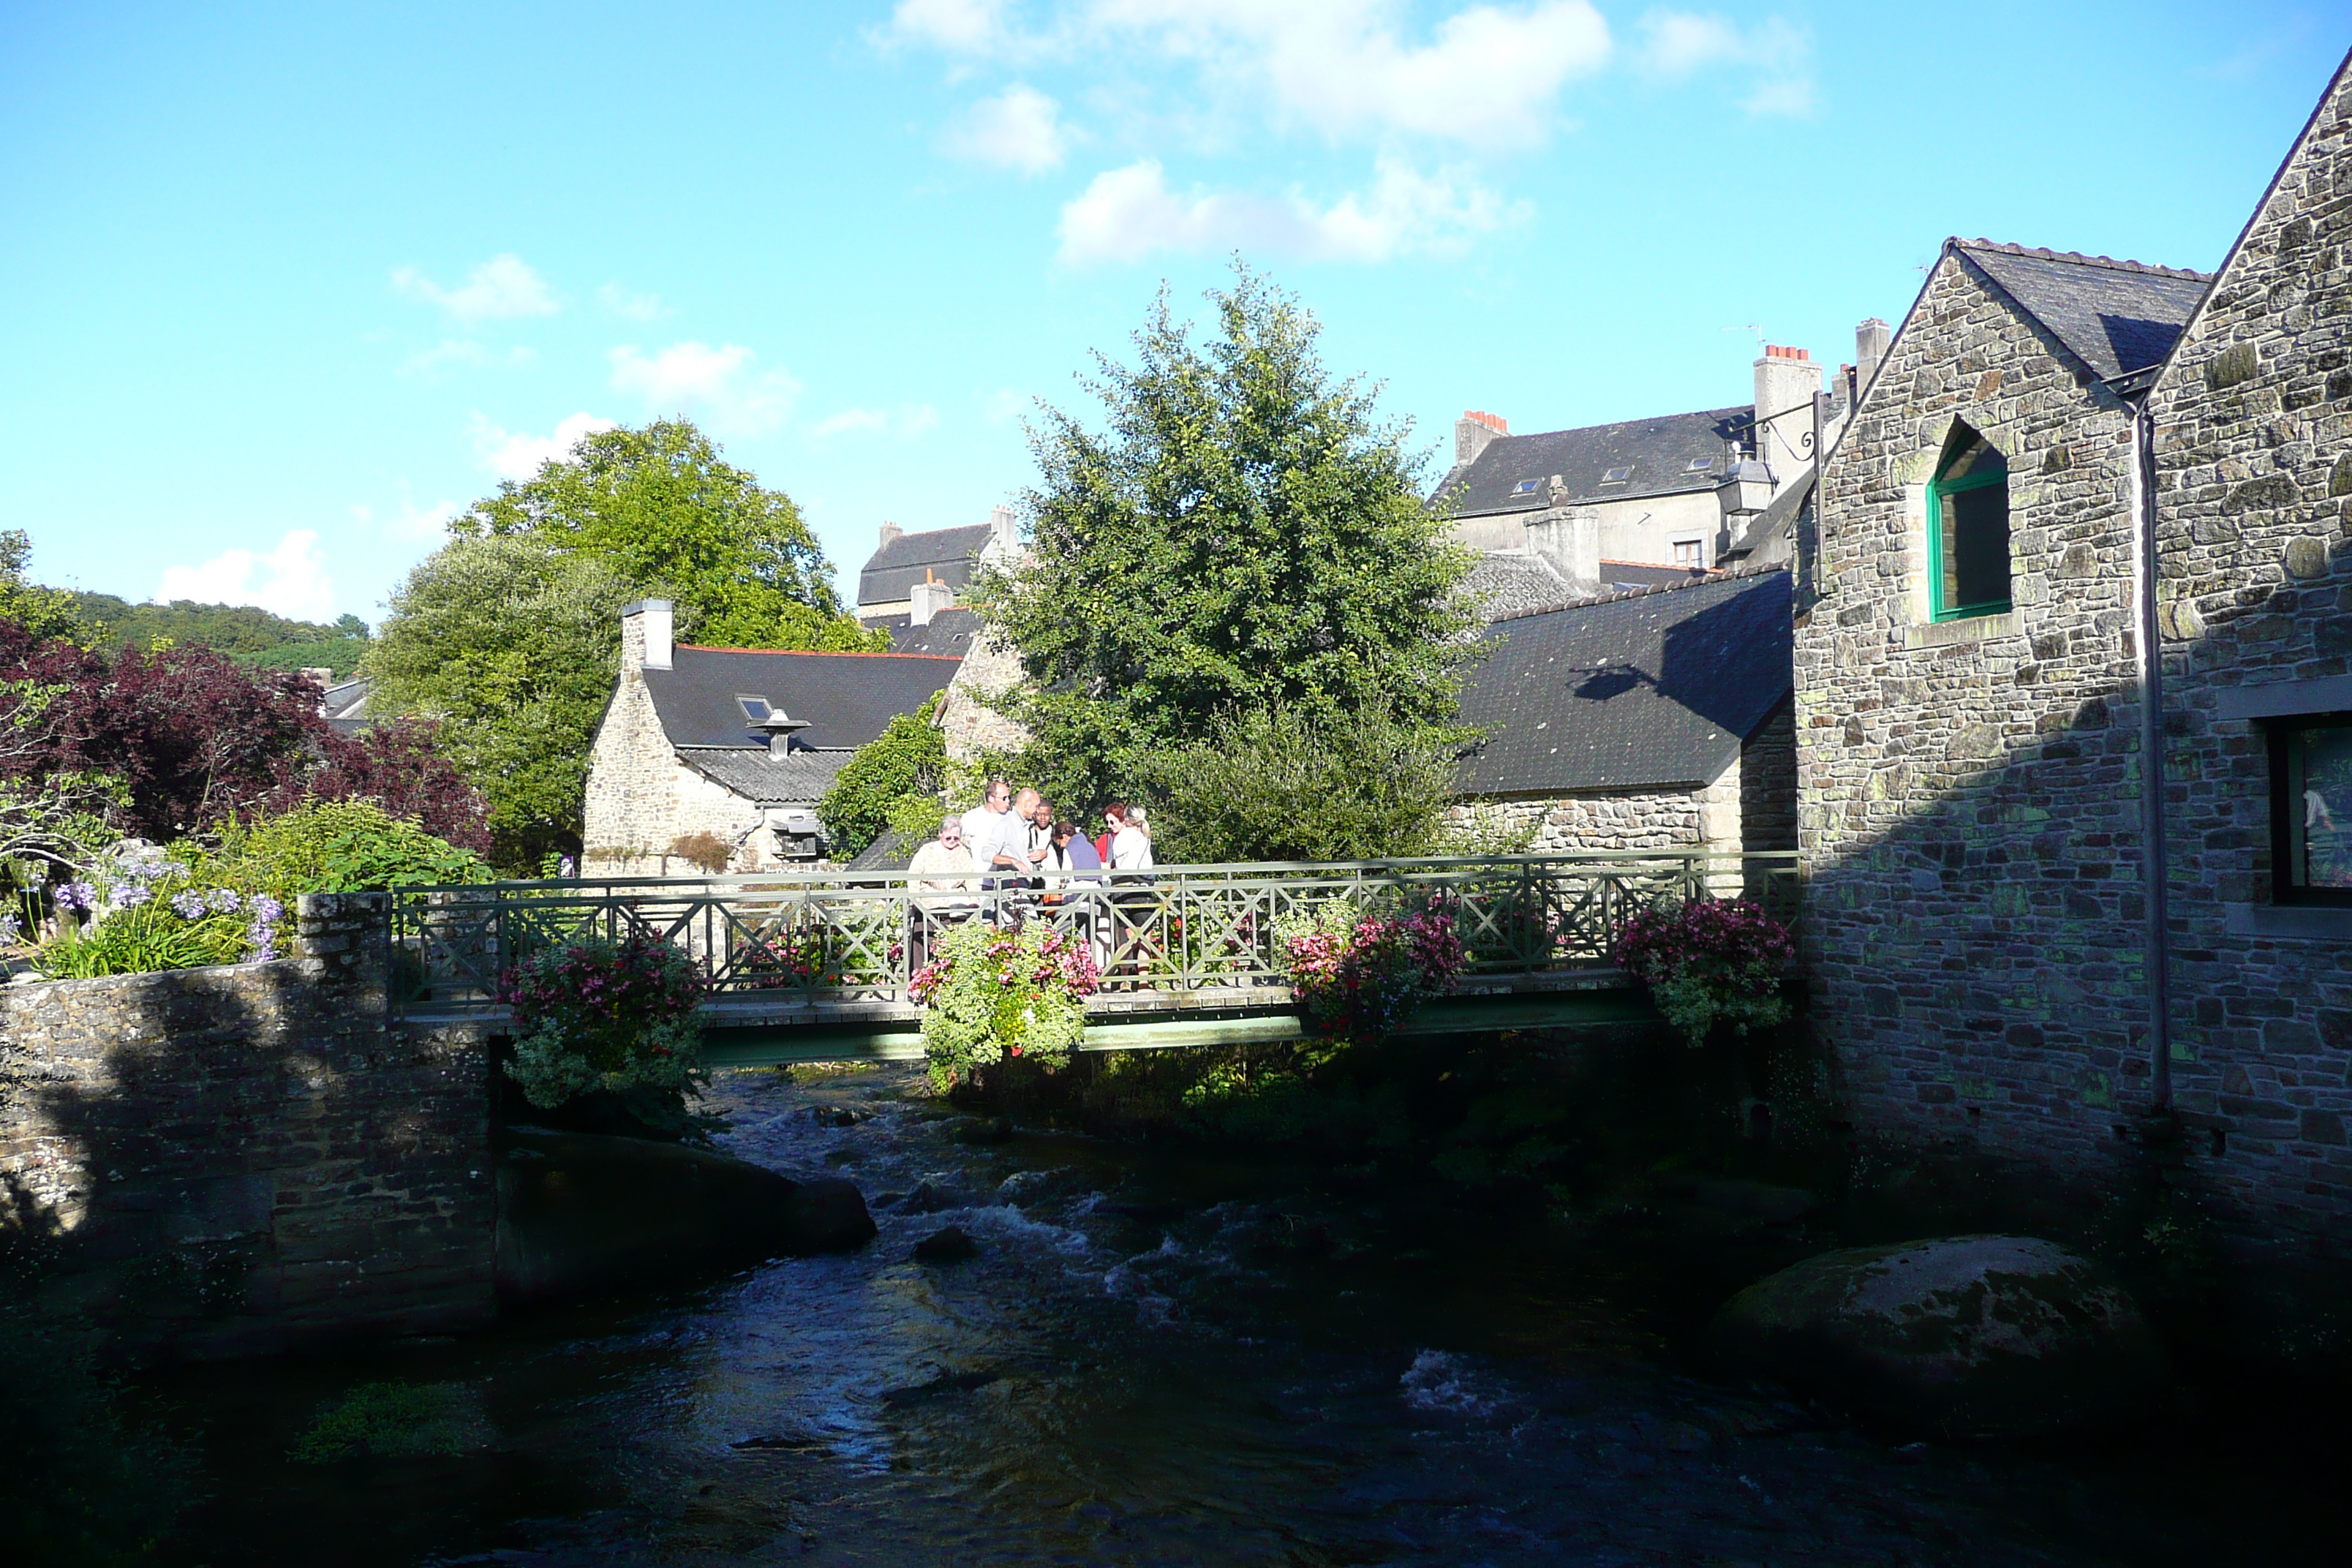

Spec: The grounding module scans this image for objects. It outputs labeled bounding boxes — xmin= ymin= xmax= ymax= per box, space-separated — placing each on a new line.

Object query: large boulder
xmin=497 ymin=1127 xmax=875 ymax=1306
xmin=1709 ymin=1235 xmax=2165 ymax=1439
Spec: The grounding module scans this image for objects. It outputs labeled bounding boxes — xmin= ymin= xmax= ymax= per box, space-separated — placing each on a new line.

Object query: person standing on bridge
xmin=959 ymin=780 xmax=1022 ymax=896
xmin=905 ymin=815 xmax=978 ymax=968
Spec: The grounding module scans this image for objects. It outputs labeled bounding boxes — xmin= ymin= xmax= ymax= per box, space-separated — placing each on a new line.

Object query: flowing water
xmin=144 ymin=1066 xmax=2341 ymax=1567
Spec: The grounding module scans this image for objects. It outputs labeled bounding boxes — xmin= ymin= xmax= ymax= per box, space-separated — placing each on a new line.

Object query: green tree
xmin=817 ymin=695 xmax=947 ymax=859
xmin=363 ymin=535 xmax=638 ymax=869
xmin=456 ymin=419 xmax=881 ymax=651
xmin=0 ymin=532 xmax=86 ymax=644
xmin=978 ymin=265 xmax=1477 ymax=809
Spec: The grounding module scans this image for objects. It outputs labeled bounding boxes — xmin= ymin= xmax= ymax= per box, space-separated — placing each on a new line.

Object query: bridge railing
xmin=385 ymin=850 xmax=1797 ymax=1016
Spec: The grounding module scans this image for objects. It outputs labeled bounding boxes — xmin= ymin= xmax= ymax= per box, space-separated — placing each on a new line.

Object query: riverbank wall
xmin=0 ymin=894 xmax=496 ymax=1364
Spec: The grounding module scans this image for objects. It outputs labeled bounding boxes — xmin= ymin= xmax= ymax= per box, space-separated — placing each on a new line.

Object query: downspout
xmin=2130 ymin=396 xmax=2173 ymax=1112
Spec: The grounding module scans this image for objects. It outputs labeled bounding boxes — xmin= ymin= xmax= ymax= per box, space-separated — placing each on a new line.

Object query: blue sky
xmin=1 ymin=1 xmax=2342 ymax=626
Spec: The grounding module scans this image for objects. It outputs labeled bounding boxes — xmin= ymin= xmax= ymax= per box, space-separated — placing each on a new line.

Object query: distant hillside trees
xmin=978 ymin=266 xmax=1478 ymax=851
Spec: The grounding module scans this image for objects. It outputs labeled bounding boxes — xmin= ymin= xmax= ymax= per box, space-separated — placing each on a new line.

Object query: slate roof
xmin=858 ymin=524 xmax=993 ymax=608
xmin=886 ymin=607 xmax=985 ymax=657
xmin=1954 ymin=241 xmax=2212 ymax=382
xmin=845 ymin=826 xmax=919 ymax=872
xmin=644 ymin=647 xmax=959 ymax=752
xmin=676 ymin=747 xmax=854 ymax=805
xmin=322 ymin=675 xmax=374 ymax=735
xmin=1462 ymin=554 xmax=1710 ymax=619
xmin=1456 ymin=569 xmax=1791 ymax=796
xmin=1435 ymin=407 xmax=1748 ymax=519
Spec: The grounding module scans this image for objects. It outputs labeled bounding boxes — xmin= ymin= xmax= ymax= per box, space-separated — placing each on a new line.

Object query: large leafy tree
xmin=363 ymin=535 xmax=636 ymax=869
xmin=456 ymin=419 xmax=881 ymax=652
xmin=979 ymin=265 xmax=1478 ymax=811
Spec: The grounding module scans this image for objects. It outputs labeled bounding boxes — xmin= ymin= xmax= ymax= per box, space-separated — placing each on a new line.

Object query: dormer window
xmin=1600 ymin=466 xmax=1632 ymax=484
xmin=1928 ymin=421 xmax=2011 ymax=621
xmin=737 ymin=694 xmax=772 ymax=723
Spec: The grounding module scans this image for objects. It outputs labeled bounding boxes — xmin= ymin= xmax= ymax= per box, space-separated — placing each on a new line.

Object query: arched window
xmin=1929 ymin=421 xmax=2010 ymax=620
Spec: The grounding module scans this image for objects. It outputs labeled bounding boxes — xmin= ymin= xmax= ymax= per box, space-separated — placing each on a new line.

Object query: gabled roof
xmin=643 ymin=646 xmax=958 ymax=752
xmin=1462 ymin=553 xmax=1710 ymax=620
xmin=676 ymin=747 xmax=853 ymax=806
xmin=858 ymin=524 xmax=992 ymax=607
xmin=1456 ymin=569 xmax=1791 ymax=796
xmin=1435 ymin=407 xmax=1748 ymax=519
xmin=1953 ymin=241 xmax=2211 ymax=382
xmin=886 ymin=606 xmax=985 ymax=657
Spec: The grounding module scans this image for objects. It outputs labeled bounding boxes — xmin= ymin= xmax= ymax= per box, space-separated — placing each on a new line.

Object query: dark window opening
xmin=1929 ymin=421 xmax=2010 ymax=620
xmin=2269 ymin=715 xmax=2352 ymax=905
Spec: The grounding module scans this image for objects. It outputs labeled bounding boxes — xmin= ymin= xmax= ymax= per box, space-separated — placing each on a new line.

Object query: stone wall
xmin=0 ymin=894 xmax=495 ymax=1363
xmin=2149 ymin=59 xmax=2352 ymax=1237
xmin=1739 ymin=698 xmax=1799 ymax=853
xmin=1794 ymin=248 xmax=2156 ymax=1180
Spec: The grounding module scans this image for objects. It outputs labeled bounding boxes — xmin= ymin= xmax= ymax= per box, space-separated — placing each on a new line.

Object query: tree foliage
xmin=817 ymin=694 xmax=946 ymax=858
xmin=363 ymin=535 xmax=635 ymax=869
xmin=67 ymin=590 xmax=358 ymax=657
xmin=455 ymin=419 xmax=881 ymax=652
xmin=1144 ymin=702 xmax=1462 ymax=864
xmin=978 ymin=265 xmax=1478 ymax=810
xmin=0 ymin=532 xmax=86 ymax=645
xmin=0 ymin=619 xmax=488 ymax=852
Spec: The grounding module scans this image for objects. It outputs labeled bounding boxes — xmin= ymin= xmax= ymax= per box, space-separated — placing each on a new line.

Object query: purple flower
xmin=207 ymin=888 xmax=241 ymax=913
xmin=250 ymin=894 xmax=284 ymax=924
xmin=53 ymin=881 xmax=96 ymax=913
xmin=170 ymin=891 xmax=209 ymax=919
xmin=107 ymin=883 xmax=153 ymax=911
xmin=0 ymin=913 xmax=20 ymax=945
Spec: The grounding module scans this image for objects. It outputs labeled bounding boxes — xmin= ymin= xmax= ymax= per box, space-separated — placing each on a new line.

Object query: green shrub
xmin=200 ymin=800 xmax=489 ymax=897
xmin=34 ymin=900 xmax=249 ymax=979
xmin=290 ymin=1380 xmax=491 ymax=1462
xmin=909 ymin=921 xmax=1100 ymax=1090
xmin=1145 ymin=701 xmax=1466 ymax=864
xmin=818 ymin=695 xmax=945 ymax=858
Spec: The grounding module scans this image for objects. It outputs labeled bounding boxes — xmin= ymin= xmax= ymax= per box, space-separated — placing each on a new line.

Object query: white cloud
xmin=895 ymin=1 xmax=1613 ymax=151
xmin=155 ymin=529 xmax=336 ymax=622
xmin=1057 ymin=155 xmax=1518 ymax=265
xmin=813 ymin=404 xmax=941 ymax=439
xmin=608 ymin=342 xmax=800 ymax=434
xmin=392 ymin=252 xmax=560 ymax=323
xmin=598 ymin=282 xmax=671 ymax=321
xmin=946 ymin=83 xmax=1068 ymax=172
xmin=878 ymin=0 xmax=1018 ymax=53
xmin=468 ymin=411 xmax=620 ymax=481
xmin=350 ymin=498 xmax=461 ymax=543
xmin=1633 ymin=10 xmax=1815 ymax=117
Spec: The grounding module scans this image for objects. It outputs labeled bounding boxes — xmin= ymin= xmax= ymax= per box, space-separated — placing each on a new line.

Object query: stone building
xmin=1437 ymin=329 xmax=1888 ymax=583
xmin=855 ymin=505 xmax=1021 ymax=628
xmin=1795 ymin=49 xmax=2352 ymax=1240
xmin=1451 ymin=568 xmax=1794 ymax=859
xmin=582 ymin=600 xmax=960 ymax=875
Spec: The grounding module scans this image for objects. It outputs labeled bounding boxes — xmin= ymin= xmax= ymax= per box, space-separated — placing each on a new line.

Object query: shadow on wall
xmin=0 ymin=922 xmax=496 ymax=1365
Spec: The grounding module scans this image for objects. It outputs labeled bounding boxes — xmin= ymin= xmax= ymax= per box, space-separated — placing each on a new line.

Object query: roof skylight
xmin=1686 ymin=456 xmax=1714 ymax=471
xmin=737 ymin=695 xmax=772 ymax=722
xmin=1600 ymin=466 xmax=1632 ymax=483
xmin=1511 ymin=479 xmax=1540 ymax=495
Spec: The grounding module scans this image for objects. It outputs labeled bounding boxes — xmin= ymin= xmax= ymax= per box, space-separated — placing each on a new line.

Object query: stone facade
xmin=0 ymin=894 xmax=495 ymax=1363
xmin=938 ymin=620 xmax=1031 ymax=764
xmin=2147 ymin=59 xmax=2352 ymax=1232
xmin=581 ymin=649 xmax=778 ymax=876
xmin=1796 ymin=248 xmax=2161 ymax=1176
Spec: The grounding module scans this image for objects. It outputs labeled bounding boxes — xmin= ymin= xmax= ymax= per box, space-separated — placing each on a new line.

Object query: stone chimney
xmin=1525 ymin=506 xmax=1602 ymax=597
xmin=1855 ymin=318 xmax=1891 ymax=397
xmin=909 ymin=573 xmax=954 ymax=627
xmin=1752 ymin=345 xmax=1820 ymax=483
xmin=1455 ymin=410 xmax=1509 ymax=467
xmin=620 ymin=598 xmax=674 ymax=674
xmin=987 ymin=503 xmax=1019 ymax=559
xmin=878 ymin=520 xmax=903 ymax=549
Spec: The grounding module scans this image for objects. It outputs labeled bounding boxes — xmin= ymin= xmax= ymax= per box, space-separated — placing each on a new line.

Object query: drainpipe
xmin=2131 ymin=399 xmax=2173 ymax=1113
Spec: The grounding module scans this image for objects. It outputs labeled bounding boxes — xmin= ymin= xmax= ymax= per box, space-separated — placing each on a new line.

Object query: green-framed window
xmin=1926 ymin=422 xmax=2011 ymax=621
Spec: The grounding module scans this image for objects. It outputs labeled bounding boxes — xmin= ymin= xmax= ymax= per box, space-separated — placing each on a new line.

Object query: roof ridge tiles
xmin=1953 ymin=238 xmax=2212 ymax=282
xmin=674 ymin=644 xmax=962 ymax=660
xmin=1482 ymin=559 xmax=1790 ymax=626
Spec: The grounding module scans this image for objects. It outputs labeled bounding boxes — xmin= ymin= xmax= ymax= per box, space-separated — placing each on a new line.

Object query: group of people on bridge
xmin=900 ymin=780 xmax=1158 ymax=963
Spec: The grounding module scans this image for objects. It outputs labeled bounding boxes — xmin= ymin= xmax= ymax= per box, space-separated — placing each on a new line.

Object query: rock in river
xmin=913 ymin=1225 xmax=981 ymax=1264
xmin=498 ymin=1126 xmax=877 ymax=1306
xmin=1708 ymin=1235 xmax=2165 ymax=1440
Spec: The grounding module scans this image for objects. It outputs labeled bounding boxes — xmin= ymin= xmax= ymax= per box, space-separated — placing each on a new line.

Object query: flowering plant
xmin=1278 ymin=897 xmax=1465 ymax=1044
xmin=31 ymin=844 xmax=264 ymax=978
xmin=499 ymin=934 xmax=706 ymax=1109
xmin=908 ymin=920 xmax=1101 ymax=1090
xmin=1614 ymin=897 xmax=1795 ymax=1047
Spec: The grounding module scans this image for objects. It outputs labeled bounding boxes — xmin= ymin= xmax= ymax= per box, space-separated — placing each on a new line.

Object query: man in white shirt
xmin=959 ymin=780 xmax=1028 ymax=889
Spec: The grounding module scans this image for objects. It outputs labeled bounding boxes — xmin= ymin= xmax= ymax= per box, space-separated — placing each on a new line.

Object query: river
xmin=143 ymin=1063 xmax=2342 ymax=1566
